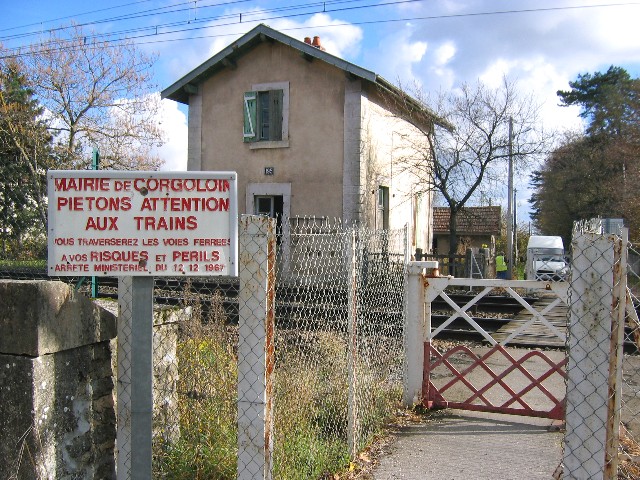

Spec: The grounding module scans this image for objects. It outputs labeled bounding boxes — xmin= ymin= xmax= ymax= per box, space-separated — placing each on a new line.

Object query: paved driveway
xmin=371 ymin=410 xmax=563 ymax=480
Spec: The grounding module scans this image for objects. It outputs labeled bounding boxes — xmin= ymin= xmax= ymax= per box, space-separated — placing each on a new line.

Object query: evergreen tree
xmin=531 ymin=66 xmax=640 ymax=240
xmin=557 ymin=66 xmax=640 ymax=137
xmin=0 ymin=59 xmax=53 ymax=258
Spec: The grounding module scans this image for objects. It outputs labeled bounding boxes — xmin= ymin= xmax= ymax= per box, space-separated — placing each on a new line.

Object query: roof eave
xmin=161 ymin=23 xmax=378 ymax=104
xmin=374 ymin=75 xmax=452 ymax=131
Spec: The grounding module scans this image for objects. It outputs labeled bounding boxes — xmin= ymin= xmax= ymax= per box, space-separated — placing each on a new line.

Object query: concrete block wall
xmin=0 ymin=280 xmax=117 ymax=479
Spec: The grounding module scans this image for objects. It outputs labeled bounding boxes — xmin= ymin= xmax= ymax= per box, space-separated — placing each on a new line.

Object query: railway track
xmin=2 ymin=269 xmax=637 ymax=351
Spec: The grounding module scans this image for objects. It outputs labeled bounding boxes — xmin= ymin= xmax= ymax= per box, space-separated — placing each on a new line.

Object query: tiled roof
xmin=433 ymin=206 xmax=502 ymax=235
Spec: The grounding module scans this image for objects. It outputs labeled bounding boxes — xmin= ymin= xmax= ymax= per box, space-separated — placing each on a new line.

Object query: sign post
xmin=47 ymin=170 xmax=238 ymax=479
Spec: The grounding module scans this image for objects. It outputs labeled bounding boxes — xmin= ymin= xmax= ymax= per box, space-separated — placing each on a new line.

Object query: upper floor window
xmin=243 ymin=81 xmax=289 ymax=149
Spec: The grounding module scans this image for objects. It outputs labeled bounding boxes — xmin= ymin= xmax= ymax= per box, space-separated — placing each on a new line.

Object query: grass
xmin=273 ymin=330 xmax=401 ymax=479
xmin=154 ymin=292 xmax=237 ymax=479
xmin=0 ymin=258 xmax=46 ymax=269
xmin=274 ymin=331 xmax=351 ymax=479
xmin=153 ymin=292 xmax=401 ymax=479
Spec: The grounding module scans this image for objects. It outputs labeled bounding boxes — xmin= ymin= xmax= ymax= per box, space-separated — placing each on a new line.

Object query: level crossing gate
xmin=404 ymin=265 xmax=569 ymax=420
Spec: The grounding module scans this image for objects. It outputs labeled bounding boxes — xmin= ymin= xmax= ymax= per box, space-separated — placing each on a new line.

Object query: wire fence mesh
xmin=52 ymin=216 xmax=405 ymax=479
xmin=150 ymin=278 xmax=239 ymax=479
xmin=619 ymin=241 xmax=640 ymax=479
xmin=116 ymin=279 xmax=133 ymax=479
xmin=11 ymin=215 xmax=640 ymax=478
xmin=272 ymin=218 xmax=407 ymax=477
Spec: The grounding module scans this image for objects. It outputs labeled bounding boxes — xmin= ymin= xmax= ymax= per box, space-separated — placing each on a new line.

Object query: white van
xmin=526 ymin=235 xmax=568 ymax=281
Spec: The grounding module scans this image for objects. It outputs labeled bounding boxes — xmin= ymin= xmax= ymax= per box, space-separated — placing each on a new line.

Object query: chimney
xmin=311 ymin=36 xmax=326 ymax=51
xmin=304 ymin=37 xmax=312 ymax=45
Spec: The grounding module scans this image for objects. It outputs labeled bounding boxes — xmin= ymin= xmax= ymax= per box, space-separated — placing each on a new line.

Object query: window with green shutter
xmin=243 ymin=82 xmax=289 ymax=147
xmin=258 ymin=90 xmax=283 ymax=141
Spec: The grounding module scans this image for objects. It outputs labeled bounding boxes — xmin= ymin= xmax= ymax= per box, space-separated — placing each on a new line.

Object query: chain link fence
xmin=272 ymin=218 xmax=407 ymax=477
xmin=20 ymin=215 xmax=640 ymax=478
xmin=619 ymin=240 xmax=640 ymax=479
xmin=0 ymin=216 xmax=405 ymax=479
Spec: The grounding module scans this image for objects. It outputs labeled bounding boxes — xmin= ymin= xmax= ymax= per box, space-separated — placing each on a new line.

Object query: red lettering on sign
xmin=58 ymin=196 xmax=131 ymax=211
xmin=55 ymin=263 xmax=89 ymax=272
xmin=193 ymin=238 xmax=229 ymax=246
xmin=85 ymin=216 xmax=119 ymax=231
xmin=133 ymin=178 xmax=230 ymax=193
xmin=171 ymin=250 xmax=220 ymax=262
xmin=133 ymin=216 xmax=197 ymax=230
xmin=163 ymin=238 xmax=188 ymax=246
xmin=89 ymin=250 xmax=149 ymax=262
xmin=54 ymin=177 xmax=110 ymax=192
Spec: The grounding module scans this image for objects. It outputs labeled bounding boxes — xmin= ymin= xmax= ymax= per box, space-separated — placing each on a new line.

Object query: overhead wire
xmin=0 ymin=0 xmax=418 ymax=58
xmin=1 ymin=1 xmax=638 ymax=60
xmin=0 ymin=0 xmax=370 ymax=41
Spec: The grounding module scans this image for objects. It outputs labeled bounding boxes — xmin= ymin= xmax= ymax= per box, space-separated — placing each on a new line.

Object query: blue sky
xmin=2 ymin=0 xmax=640 ymax=220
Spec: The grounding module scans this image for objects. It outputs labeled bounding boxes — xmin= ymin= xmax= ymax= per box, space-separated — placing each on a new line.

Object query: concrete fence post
xmin=564 ymin=229 xmax=627 ymax=478
xmin=117 ymin=276 xmax=154 ymax=479
xmin=237 ymin=215 xmax=276 ymax=480
xmin=403 ymin=262 xmax=430 ymax=407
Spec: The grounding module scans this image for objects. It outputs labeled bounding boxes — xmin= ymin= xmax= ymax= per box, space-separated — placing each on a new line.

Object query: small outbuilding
xmin=432 ymin=206 xmax=502 ymax=255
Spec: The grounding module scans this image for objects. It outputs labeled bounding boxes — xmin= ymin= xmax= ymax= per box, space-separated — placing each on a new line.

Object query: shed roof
xmin=433 ymin=206 xmax=502 ymax=235
xmin=161 ymin=23 xmax=449 ymax=129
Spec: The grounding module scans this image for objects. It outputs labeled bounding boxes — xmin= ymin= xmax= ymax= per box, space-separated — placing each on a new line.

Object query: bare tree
xmin=19 ymin=24 xmax=164 ymax=170
xmin=392 ymin=78 xmax=551 ymax=255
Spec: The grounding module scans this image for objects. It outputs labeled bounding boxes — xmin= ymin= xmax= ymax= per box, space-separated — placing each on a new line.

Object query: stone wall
xmin=0 ymin=280 xmax=117 ymax=480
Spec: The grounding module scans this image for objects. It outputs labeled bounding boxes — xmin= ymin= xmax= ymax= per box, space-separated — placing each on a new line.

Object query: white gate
xmin=403 ymin=265 xmax=568 ymax=419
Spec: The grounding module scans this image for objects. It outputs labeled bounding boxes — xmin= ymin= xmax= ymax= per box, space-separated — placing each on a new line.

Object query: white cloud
xmin=434 ymin=41 xmax=456 ymax=67
xmin=155 ymin=99 xmax=188 ymax=171
xmin=362 ymin=24 xmax=428 ymax=84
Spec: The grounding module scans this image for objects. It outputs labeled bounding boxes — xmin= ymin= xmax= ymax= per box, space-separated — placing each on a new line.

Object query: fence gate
xmin=421 ymin=277 xmax=568 ymax=420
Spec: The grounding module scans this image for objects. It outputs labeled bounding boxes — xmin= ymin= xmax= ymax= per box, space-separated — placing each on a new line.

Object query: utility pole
xmin=506 ymin=117 xmax=514 ymax=279
xmin=513 ymin=188 xmax=517 ymax=276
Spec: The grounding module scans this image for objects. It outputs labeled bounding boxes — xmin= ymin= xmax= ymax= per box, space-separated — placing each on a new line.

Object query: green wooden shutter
xmin=243 ymin=91 xmax=257 ymax=142
xmin=269 ymin=89 xmax=284 ymax=141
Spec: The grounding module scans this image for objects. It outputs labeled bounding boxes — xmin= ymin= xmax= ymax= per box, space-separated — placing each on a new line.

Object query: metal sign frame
xmin=47 ymin=170 xmax=238 ymax=277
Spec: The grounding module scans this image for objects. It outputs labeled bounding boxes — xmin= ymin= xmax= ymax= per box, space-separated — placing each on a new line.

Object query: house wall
xmin=191 ymin=41 xmax=346 ymax=218
xmin=359 ymin=87 xmax=433 ymax=252
xmin=184 ymin=39 xmax=432 ymax=252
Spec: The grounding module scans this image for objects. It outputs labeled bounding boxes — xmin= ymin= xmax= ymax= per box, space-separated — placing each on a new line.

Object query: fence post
xmin=564 ymin=229 xmax=627 ymax=479
xmin=403 ymin=261 xmax=429 ymax=407
xmin=604 ymin=228 xmax=628 ymax=477
xmin=237 ymin=215 xmax=276 ymax=480
xmin=347 ymin=226 xmax=359 ymax=459
xmin=465 ymin=249 xmax=472 ymax=278
xmin=117 ymin=276 xmax=154 ymax=479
